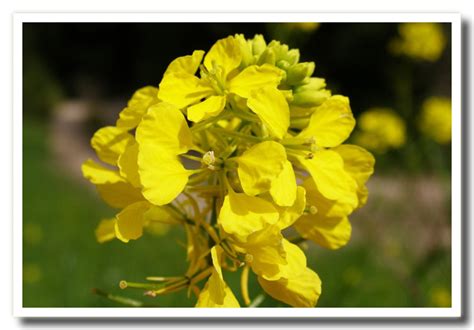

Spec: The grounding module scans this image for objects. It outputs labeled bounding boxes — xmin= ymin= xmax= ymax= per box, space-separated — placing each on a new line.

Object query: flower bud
xmin=294 ymin=77 xmax=327 ymax=92
xmin=292 ymin=89 xmax=331 ymax=107
xmin=257 ymin=48 xmax=276 ymax=66
xmin=286 ymin=49 xmax=300 ymax=65
xmin=276 ymin=60 xmax=291 ymax=71
xmin=235 ymin=34 xmax=254 ymax=68
xmin=286 ymin=62 xmax=315 ymax=85
xmin=251 ymin=34 xmax=267 ymax=56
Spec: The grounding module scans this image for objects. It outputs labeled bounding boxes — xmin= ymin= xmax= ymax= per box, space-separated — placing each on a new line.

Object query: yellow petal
xmin=295 ymin=214 xmax=352 ymax=249
xmin=82 ymin=159 xmax=125 ymax=184
xmin=241 ymin=235 xmax=307 ymax=281
xmin=228 ymin=64 xmax=283 ymax=99
xmin=297 ymin=95 xmax=355 ymax=147
xmin=218 ymin=190 xmax=279 ymax=239
xmin=204 ymin=36 xmax=241 ymax=78
xmin=117 ymin=143 xmax=141 ymax=188
xmin=270 ymin=161 xmax=297 ymax=207
xmin=275 ymin=239 xmax=307 ymax=280
xmin=115 ymin=201 xmax=150 ymax=243
xmin=240 ymin=226 xmax=286 ymax=280
xmin=196 ymin=275 xmax=240 ymax=307
xmin=158 ymin=72 xmax=214 ymax=109
xmin=208 ymin=246 xmax=226 ymax=302
xmin=136 ymin=102 xmax=193 ymax=155
xmin=258 ymin=267 xmax=322 ymax=307
xmin=196 ymin=245 xmax=240 ymax=307
xmin=187 ymin=95 xmax=226 ymax=123
xmin=138 ymin=150 xmax=191 ymax=206
xmin=334 ymin=144 xmax=375 ymax=208
xmin=95 ymin=218 xmax=116 ymax=243
xmin=116 ymin=86 xmax=159 ymax=129
xmin=164 ymin=50 xmax=204 ymax=76
xmin=247 ymin=87 xmax=289 ymax=139
xmin=91 ymin=126 xmax=134 ymax=165
xmin=296 ymin=150 xmax=358 ymax=207
xmin=144 ymin=205 xmax=181 ymax=225
xmin=96 ymin=182 xmax=144 ymax=209
xmin=302 ymin=177 xmax=354 ymax=219
xmin=275 ymin=186 xmax=306 ymax=230
xmin=144 ymin=221 xmax=170 ymax=236
xmin=236 ymin=141 xmax=287 ymax=196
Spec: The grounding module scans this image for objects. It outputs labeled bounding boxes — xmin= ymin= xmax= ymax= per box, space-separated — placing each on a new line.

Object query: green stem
xmin=229 ymin=108 xmax=260 ymax=122
xmin=190 ymin=112 xmax=232 ymax=132
xmin=92 ymin=288 xmax=156 ymax=307
xmin=181 ymin=154 xmax=203 ymax=162
xmin=211 ymin=127 xmax=265 ymax=143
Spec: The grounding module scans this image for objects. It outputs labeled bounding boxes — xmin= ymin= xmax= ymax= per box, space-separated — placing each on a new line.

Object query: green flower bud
xmin=235 ymin=34 xmax=254 ymax=68
xmin=294 ymin=77 xmax=327 ymax=92
xmin=276 ymin=60 xmax=291 ymax=71
xmin=286 ymin=62 xmax=315 ymax=85
xmin=286 ymin=49 xmax=300 ymax=65
xmin=251 ymin=34 xmax=267 ymax=56
xmin=267 ymin=41 xmax=288 ymax=61
xmin=257 ymin=48 xmax=276 ymax=66
xmin=292 ymin=89 xmax=331 ymax=107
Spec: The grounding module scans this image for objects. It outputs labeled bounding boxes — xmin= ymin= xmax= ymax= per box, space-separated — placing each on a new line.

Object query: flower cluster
xmin=389 ymin=23 xmax=447 ymax=62
xmin=419 ymin=97 xmax=452 ymax=144
xmin=83 ymin=35 xmax=375 ymax=307
xmin=353 ymin=108 xmax=406 ymax=154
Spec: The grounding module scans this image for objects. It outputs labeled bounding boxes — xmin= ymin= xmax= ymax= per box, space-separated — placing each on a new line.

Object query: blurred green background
xmin=23 ymin=23 xmax=452 ymax=307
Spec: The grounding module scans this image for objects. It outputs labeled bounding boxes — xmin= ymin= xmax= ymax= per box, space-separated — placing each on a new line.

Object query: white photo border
xmin=13 ymin=12 xmax=462 ymax=318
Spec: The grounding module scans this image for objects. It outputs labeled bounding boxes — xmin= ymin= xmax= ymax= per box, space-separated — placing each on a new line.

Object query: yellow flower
xmin=418 ymin=96 xmax=452 ymax=144
xmin=135 ymin=102 xmax=197 ymax=205
xmin=389 ymin=23 xmax=446 ymax=62
xmin=429 ymin=287 xmax=451 ymax=307
xmin=83 ymin=34 xmax=374 ymax=308
xmin=82 ymin=101 xmax=184 ymax=243
xmin=116 ymin=86 xmax=160 ymax=129
xmin=158 ymin=36 xmax=285 ymax=134
xmin=353 ymin=108 xmax=406 ymax=153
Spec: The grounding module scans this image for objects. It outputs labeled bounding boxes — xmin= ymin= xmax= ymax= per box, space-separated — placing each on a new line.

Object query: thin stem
xmin=241 ymin=265 xmax=251 ymax=306
xmin=119 ymin=280 xmax=164 ymax=291
xmin=188 ymin=170 xmax=210 ymax=185
xmin=183 ymin=192 xmax=220 ymax=244
xmin=211 ymin=127 xmax=265 ymax=143
xmin=186 ymin=185 xmax=221 ymax=194
xmin=181 ymin=154 xmax=203 ymax=162
xmin=190 ymin=112 xmax=232 ymax=132
xmin=229 ymin=108 xmax=260 ymax=122
xmin=92 ymin=288 xmax=157 ymax=307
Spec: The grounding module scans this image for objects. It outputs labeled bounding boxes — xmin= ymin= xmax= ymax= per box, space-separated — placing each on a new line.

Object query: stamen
xmin=202 ymin=150 xmax=216 ymax=170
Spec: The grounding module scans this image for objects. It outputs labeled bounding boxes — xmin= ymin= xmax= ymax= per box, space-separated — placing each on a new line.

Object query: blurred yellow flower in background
xmin=389 ymin=23 xmax=446 ymax=62
xmin=23 ymin=263 xmax=43 ymax=284
xmin=419 ymin=97 xmax=452 ymax=144
xmin=286 ymin=23 xmax=320 ymax=33
xmin=429 ymin=286 xmax=451 ymax=307
xmin=354 ymin=108 xmax=406 ymax=153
